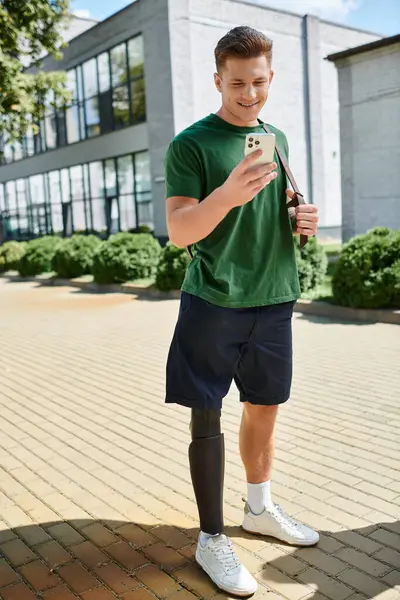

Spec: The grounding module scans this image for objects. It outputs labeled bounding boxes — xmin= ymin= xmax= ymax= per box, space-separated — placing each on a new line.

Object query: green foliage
xmin=0 ymin=0 xmax=70 ymax=142
xmin=51 ymin=234 xmax=101 ymax=278
xmin=155 ymin=242 xmax=190 ymax=291
xmin=128 ymin=225 xmax=153 ymax=234
xmin=295 ymin=237 xmax=328 ymax=294
xmin=92 ymin=232 xmax=161 ymax=284
xmin=18 ymin=236 xmax=62 ymax=276
xmin=332 ymin=227 xmax=400 ymax=309
xmin=0 ymin=241 xmax=26 ymax=272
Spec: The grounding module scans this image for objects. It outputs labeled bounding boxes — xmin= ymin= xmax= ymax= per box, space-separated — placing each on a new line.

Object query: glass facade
xmin=0 ymin=35 xmax=145 ymax=164
xmin=0 ymin=152 xmax=153 ymax=241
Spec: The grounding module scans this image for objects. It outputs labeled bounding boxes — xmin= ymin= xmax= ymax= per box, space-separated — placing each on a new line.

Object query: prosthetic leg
xmin=189 ymin=408 xmax=224 ymax=534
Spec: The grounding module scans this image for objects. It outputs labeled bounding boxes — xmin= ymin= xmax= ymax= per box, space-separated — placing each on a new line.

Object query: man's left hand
xmin=286 ymin=189 xmax=319 ymax=237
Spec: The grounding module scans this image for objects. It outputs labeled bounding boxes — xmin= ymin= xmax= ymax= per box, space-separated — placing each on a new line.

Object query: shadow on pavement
xmin=0 ymin=517 xmax=398 ymax=599
xmin=295 ymin=313 xmax=379 ymax=327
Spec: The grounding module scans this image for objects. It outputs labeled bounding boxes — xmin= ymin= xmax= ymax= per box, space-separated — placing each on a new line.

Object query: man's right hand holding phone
xmin=219 ymin=150 xmax=278 ymax=210
xmin=166 ymin=150 xmax=278 ymax=249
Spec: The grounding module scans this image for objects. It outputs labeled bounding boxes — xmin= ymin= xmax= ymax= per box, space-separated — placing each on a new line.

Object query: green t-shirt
xmin=164 ymin=113 xmax=300 ymax=308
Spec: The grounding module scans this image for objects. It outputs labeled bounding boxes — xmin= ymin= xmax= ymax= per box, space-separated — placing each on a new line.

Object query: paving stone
xmin=1 ymin=280 xmax=399 ymax=600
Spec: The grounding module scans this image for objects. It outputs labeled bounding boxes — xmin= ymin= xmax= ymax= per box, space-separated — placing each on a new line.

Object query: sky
xmin=72 ymin=0 xmax=400 ymax=36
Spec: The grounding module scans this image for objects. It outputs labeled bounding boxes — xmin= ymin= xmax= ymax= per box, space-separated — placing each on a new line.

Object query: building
xmin=327 ymin=35 xmax=400 ymax=242
xmin=0 ymin=0 xmax=381 ymax=244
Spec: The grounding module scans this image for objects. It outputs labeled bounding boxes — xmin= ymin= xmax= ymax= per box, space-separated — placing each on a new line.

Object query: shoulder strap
xmin=262 ymin=123 xmax=308 ymax=248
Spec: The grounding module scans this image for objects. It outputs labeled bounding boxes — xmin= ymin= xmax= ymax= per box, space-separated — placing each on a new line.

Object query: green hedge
xmin=18 ymin=236 xmax=62 ymax=277
xmin=0 ymin=241 xmax=26 ymax=272
xmin=155 ymin=242 xmax=190 ymax=291
xmin=332 ymin=227 xmax=400 ymax=309
xmin=92 ymin=232 xmax=161 ymax=284
xmin=295 ymin=237 xmax=328 ymax=294
xmin=52 ymin=234 xmax=101 ymax=279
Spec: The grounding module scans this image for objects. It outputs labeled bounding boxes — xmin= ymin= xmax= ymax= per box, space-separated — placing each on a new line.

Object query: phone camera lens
xmin=249 ymin=137 xmax=253 ymax=142
xmin=255 ymin=140 xmax=260 ymax=145
xmin=248 ymin=143 xmax=253 ymax=148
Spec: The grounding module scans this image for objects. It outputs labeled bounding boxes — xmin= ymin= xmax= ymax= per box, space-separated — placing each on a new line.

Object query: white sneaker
xmin=196 ymin=533 xmax=258 ymax=597
xmin=242 ymin=501 xmax=319 ymax=546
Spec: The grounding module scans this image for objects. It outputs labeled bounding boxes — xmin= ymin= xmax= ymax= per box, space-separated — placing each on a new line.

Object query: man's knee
xmin=190 ymin=407 xmax=221 ymax=440
xmin=242 ymin=402 xmax=279 ymax=422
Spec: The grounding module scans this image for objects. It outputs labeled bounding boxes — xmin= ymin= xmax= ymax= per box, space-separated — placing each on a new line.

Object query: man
xmin=163 ymin=26 xmax=319 ymax=596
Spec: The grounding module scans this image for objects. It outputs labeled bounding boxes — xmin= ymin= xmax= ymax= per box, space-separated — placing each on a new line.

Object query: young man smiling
xmin=164 ymin=26 xmax=319 ymax=596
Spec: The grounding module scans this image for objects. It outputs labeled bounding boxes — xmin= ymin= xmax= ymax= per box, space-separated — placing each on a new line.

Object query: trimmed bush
xmin=18 ymin=236 xmax=62 ymax=277
xmin=332 ymin=227 xmax=400 ymax=309
xmin=52 ymin=234 xmax=101 ymax=279
xmin=92 ymin=232 xmax=161 ymax=284
xmin=0 ymin=241 xmax=26 ymax=272
xmin=295 ymin=236 xmax=328 ymax=294
xmin=155 ymin=242 xmax=190 ymax=291
xmin=129 ymin=224 xmax=153 ymax=234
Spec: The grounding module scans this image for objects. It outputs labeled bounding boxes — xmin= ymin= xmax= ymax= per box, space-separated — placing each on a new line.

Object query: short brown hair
xmin=214 ymin=26 xmax=273 ymax=72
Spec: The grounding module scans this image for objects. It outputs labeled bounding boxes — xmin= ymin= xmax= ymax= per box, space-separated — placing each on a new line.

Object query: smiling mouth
xmin=238 ymin=102 xmax=259 ymax=108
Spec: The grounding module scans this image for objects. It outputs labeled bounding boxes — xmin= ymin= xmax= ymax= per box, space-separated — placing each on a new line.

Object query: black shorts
xmin=165 ymin=292 xmax=295 ymax=410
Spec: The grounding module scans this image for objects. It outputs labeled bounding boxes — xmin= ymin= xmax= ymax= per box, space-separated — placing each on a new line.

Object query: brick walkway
xmin=0 ymin=277 xmax=399 ymax=600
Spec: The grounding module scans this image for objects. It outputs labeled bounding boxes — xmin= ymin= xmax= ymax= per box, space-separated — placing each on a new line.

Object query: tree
xmin=0 ymin=0 xmax=71 ymax=143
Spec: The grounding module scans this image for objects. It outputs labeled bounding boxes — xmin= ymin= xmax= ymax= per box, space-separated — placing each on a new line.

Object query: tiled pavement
xmin=0 ymin=277 xmax=399 ymax=600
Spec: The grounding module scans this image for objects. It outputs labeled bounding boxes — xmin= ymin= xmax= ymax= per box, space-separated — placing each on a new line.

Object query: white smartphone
xmin=244 ymin=133 xmax=276 ymax=165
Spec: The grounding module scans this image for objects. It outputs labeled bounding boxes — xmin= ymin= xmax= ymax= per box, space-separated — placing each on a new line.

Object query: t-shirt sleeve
xmin=164 ymin=138 xmax=203 ymax=200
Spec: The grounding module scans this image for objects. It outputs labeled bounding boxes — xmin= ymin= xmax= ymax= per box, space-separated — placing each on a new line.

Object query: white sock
xmin=247 ymin=480 xmax=273 ymax=514
xmin=199 ymin=531 xmax=220 ymax=547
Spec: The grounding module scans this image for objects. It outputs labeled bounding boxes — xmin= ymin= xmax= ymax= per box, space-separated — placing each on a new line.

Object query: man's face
xmin=214 ymin=55 xmax=274 ymax=126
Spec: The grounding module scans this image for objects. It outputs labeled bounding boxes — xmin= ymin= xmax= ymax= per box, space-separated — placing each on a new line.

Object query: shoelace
xmin=273 ymin=504 xmax=301 ymax=531
xmin=211 ymin=537 xmax=241 ymax=573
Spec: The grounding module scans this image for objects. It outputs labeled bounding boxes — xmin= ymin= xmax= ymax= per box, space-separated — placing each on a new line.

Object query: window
xmin=113 ymin=85 xmax=130 ymax=129
xmin=6 ymin=182 xmax=17 ymax=210
xmin=98 ymin=52 xmax=111 ymax=92
xmin=29 ymin=175 xmax=46 ymax=205
xmin=66 ymin=105 xmax=80 ymax=144
xmin=57 ymin=110 xmax=67 ymax=147
xmin=70 ymin=166 xmax=86 ymax=231
xmin=77 ymin=66 xmax=84 ymax=104
xmin=83 ymin=58 xmax=98 ymax=99
xmin=85 ymin=97 xmax=101 ymax=137
xmin=135 ymin=152 xmax=153 ymax=227
xmin=118 ymin=155 xmax=136 ymax=230
xmin=128 ymin=36 xmax=144 ymax=78
xmin=0 ymin=151 xmax=153 ymax=240
xmin=1 ymin=35 xmax=146 ymax=163
xmin=47 ymin=171 xmax=63 ymax=232
xmin=45 ymin=115 xmax=57 ymax=150
xmin=67 ymin=70 xmax=78 ymax=103
xmin=118 ymin=155 xmax=134 ymax=194
xmin=23 ymin=125 xmax=35 ymax=157
xmin=110 ymin=44 xmax=127 ymax=88
xmin=60 ymin=169 xmax=71 ymax=203
xmin=105 ymin=159 xmax=117 ymax=197
xmin=89 ymin=162 xmax=105 ymax=199
xmin=4 ymin=144 xmax=13 ymax=164
xmin=16 ymin=179 xmax=29 ymax=233
xmin=99 ymin=90 xmax=113 ymax=134
xmin=14 ymin=142 xmax=23 ymax=161
xmin=131 ymin=78 xmax=146 ymax=123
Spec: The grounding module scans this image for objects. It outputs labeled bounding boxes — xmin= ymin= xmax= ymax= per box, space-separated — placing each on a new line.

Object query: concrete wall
xmin=62 ymin=16 xmax=99 ymax=42
xmin=168 ymin=0 xmax=380 ymax=238
xmin=335 ymin=43 xmax=400 ymax=242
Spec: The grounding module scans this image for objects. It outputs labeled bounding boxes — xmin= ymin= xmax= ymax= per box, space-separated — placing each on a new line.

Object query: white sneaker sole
xmin=242 ymin=525 xmax=319 ymax=547
xmin=196 ymin=552 xmax=258 ymax=597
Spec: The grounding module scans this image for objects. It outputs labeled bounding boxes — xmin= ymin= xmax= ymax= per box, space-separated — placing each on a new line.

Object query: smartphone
xmin=244 ymin=133 xmax=276 ymax=165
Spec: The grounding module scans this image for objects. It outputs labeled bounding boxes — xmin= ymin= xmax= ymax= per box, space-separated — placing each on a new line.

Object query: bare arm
xmin=166 ymin=151 xmax=278 ymax=248
xmin=166 ymin=189 xmax=230 ymax=248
